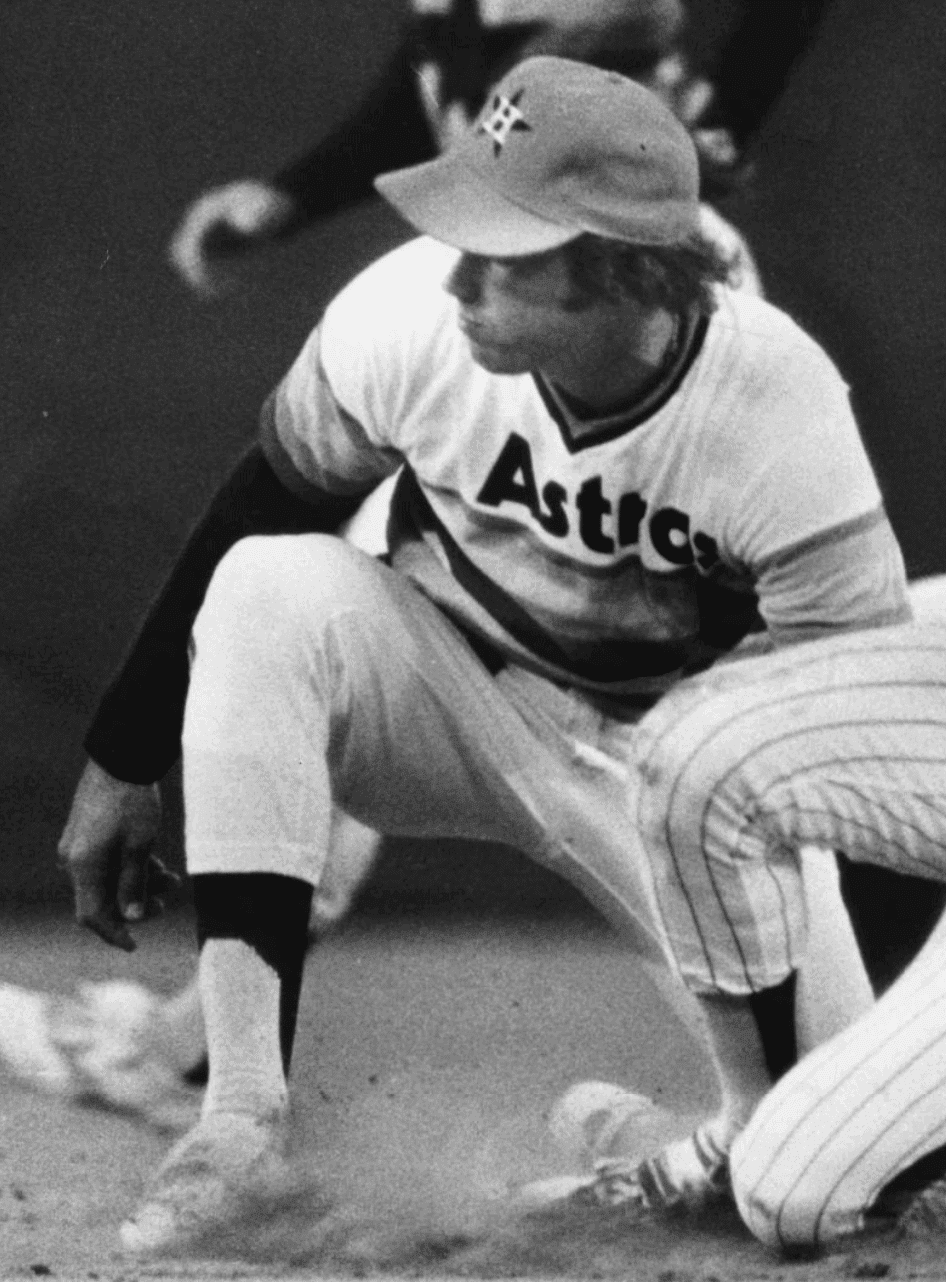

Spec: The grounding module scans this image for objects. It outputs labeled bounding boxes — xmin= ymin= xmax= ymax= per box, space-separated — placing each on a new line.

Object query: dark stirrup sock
xmin=835 ymin=852 xmax=946 ymax=995
xmin=747 ymin=971 xmax=798 ymax=1081
xmin=192 ymin=872 xmax=314 ymax=1074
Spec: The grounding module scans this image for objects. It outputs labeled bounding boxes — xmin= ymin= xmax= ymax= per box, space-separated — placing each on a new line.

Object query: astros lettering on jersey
xmin=261 ymin=236 xmax=904 ymax=702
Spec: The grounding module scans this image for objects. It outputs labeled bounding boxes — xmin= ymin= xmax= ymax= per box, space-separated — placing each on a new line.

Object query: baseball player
xmin=49 ymin=0 xmax=759 ymax=1128
xmin=163 ymin=0 xmax=755 ymax=917
xmin=59 ymin=57 xmax=908 ymax=1256
xmin=572 ymin=618 xmax=946 ymax=1251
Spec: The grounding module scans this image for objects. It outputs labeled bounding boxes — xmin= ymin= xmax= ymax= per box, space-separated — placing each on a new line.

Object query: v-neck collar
xmin=532 ymin=310 xmax=709 ymax=454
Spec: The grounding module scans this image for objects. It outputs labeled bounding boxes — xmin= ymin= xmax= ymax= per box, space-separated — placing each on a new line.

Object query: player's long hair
xmin=562 ymin=231 xmax=735 ymax=314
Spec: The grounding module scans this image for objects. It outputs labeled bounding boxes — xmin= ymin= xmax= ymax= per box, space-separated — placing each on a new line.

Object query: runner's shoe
xmin=573 ymin=1126 xmax=731 ymax=1213
xmin=518 ymin=1089 xmax=731 ymax=1217
xmin=547 ymin=1081 xmax=673 ymax=1167
xmin=119 ymin=1109 xmax=311 ymax=1256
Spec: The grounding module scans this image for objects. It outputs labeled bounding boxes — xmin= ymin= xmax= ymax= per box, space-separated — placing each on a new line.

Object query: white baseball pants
xmin=630 ymin=620 xmax=946 ymax=1246
xmin=181 ymin=534 xmax=869 ymax=1059
xmin=182 ymin=533 xmax=671 ymax=960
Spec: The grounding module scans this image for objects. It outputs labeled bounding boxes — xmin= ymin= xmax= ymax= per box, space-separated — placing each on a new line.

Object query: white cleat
xmin=547 ymin=1080 xmax=676 ymax=1168
xmin=533 ymin=1081 xmax=730 ymax=1217
xmin=517 ymin=1129 xmax=731 ymax=1219
xmin=120 ymin=1109 xmax=304 ymax=1257
xmin=575 ymin=1127 xmax=731 ymax=1213
xmin=0 ymin=980 xmax=201 ymax=1132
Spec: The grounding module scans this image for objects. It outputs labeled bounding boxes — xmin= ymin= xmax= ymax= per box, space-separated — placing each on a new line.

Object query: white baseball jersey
xmin=628 ymin=612 xmax=946 ymax=1246
xmin=261 ymin=236 xmax=907 ymax=706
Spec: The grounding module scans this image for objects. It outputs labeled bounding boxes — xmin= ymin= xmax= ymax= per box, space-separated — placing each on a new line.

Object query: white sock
xmin=198 ymin=938 xmax=287 ymax=1119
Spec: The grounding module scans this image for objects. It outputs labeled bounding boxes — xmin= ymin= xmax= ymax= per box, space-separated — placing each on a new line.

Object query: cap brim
xmin=375 ymin=153 xmax=580 ymax=258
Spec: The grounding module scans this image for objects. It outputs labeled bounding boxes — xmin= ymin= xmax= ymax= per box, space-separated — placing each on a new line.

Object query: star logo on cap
xmin=478 ymin=89 xmax=531 ymax=156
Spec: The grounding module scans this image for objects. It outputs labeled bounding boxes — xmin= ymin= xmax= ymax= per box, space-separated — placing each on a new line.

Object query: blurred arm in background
xmin=170 ymin=0 xmax=832 ymax=298
xmin=169 ymin=0 xmax=700 ymax=297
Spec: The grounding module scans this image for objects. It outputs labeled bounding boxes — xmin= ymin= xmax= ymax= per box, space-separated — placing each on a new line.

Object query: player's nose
xmin=445 ymin=253 xmax=487 ymax=307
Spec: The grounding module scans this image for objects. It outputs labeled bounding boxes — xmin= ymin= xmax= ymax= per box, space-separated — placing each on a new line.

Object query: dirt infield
xmin=2 ymin=904 xmax=945 ymax=1282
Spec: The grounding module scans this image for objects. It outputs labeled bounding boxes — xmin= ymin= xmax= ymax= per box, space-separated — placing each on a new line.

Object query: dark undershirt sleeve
xmin=84 ymin=444 xmax=366 ymax=785
xmin=704 ymin=0 xmax=831 ymax=146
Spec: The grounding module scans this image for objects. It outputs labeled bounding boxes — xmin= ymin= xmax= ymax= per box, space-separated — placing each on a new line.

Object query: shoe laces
xmin=573 ymin=1157 xmax=648 ymax=1209
xmin=573 ymin=1125 xmax=731 ymax=1213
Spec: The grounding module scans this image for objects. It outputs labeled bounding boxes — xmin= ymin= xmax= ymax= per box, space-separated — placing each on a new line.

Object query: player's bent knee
xmin=202 ymin=533 xmax=376 ymax=623
xmin=638 ymin=684 xmax=737 ymax=786
xmin=730 ymin=1176 xmax=788 ymax=1250
xmin=637 ymin=709 xmax=749 ymax=842
xmin=730 ymin=1150 xmax=819 ymax=1253
xmin=210 ymin=531 xmax=345 ymax=585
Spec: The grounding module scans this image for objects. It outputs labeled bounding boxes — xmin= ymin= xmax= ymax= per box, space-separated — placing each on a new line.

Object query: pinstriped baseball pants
xmin=631 ymin=621 xmax=946 ymax=1246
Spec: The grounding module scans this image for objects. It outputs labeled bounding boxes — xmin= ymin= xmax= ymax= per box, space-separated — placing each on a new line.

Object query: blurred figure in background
xmin=169 ymin=0 xmax=757 ymax=299
xmin=702 ymin=0 xmax=831 ymax=150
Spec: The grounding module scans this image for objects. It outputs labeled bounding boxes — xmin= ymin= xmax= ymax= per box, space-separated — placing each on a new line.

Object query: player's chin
xmin=465 ymin=337 xmax=530 ymax=376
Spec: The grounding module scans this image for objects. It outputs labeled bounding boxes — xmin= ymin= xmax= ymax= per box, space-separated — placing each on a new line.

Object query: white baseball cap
xmin=374 ymin=56 xmax=700 ymax=258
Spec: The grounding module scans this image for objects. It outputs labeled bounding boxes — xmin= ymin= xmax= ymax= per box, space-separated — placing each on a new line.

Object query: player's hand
xmin=168 ymin=179 xmax=296 ymax=298
xmin=642 ymin=53 xmax=715 ymax=129
xmin=57 ymin=759 xmax=177 ymax=952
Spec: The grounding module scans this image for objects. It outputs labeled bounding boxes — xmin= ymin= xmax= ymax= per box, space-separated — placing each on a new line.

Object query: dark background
xmin=2 ymin=0 xmax=945 ymax=904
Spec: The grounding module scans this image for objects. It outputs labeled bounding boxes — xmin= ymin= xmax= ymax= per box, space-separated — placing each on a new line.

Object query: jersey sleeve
xmin=720 ymin=343 xmax=911 ymax=642
xmin=259 ymin=320 xmax=403 ymax=500
xmin=753 ymin=511 xmax=911 ymax=644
